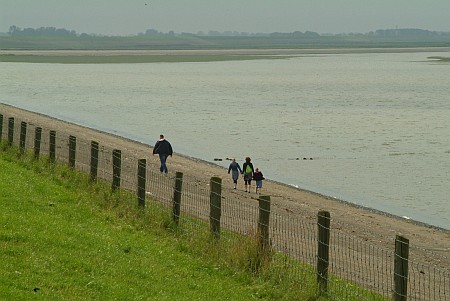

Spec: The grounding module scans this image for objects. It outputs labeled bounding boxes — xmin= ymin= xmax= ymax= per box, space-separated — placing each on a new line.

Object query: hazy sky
xmin=1 ymin=0 xmax=450 ymax=35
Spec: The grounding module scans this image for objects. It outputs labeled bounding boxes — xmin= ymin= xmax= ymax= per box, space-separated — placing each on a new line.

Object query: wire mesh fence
xmin=1 ymin=113 xmax=449 ymax=301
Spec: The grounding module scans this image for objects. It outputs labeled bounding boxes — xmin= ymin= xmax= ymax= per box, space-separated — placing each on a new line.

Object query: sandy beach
xmin=1 ymin=103 xmax=448 ymax=272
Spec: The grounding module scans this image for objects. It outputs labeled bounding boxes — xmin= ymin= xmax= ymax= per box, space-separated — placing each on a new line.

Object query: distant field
xmin=1 ymin=34 xmax=450 ymax=51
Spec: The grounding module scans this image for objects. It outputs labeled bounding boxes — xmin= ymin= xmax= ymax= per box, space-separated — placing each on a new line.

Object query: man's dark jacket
xmin=153 ymin=139 xmax=173 ymax=156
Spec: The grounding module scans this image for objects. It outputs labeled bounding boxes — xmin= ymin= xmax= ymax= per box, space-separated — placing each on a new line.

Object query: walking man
xmin=153 ymin=134 xmax=173 ymax=174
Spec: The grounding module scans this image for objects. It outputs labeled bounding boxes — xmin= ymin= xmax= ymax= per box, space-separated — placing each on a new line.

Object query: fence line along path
xmin=1 ymin=105 xmax=449 ymax=300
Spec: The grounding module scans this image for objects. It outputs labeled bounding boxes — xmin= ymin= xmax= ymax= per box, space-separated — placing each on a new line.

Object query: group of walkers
xmin=152 ymin=134 xmax=264 ymax=193
xmin=228 ymin=157 xmax=264 ymax=194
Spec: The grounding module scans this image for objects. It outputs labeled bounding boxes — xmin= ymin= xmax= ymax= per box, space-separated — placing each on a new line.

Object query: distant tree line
xmin=370 ymin=28 xmax=450 ymax=36
xmin=6 ymin=25 xmax=450 ymax=38
xmin=138 ymin=29 xmax=175 ymax=36
xmin=139 ymin=29 xmax=322 ymax=37
xmin=8 ymin=25 xmax=77 ymax=37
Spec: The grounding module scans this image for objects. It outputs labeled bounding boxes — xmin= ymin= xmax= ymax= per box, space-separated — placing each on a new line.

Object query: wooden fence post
xmin=258 ymin=195 xmax=271 ymax=253
xmin=112 ymin=149 xmax=121 ymax=191
xmin=0 ymin=114 xmax=3 ymax=141
xmin=34 ymin=127 xmax=42 ymax=159
xmin=209 ymin=176 xmax=222 ymax=239
xmin=90 ymin=141 xmax=99 ymax=182
xmin=49 ymin=130 xmax=56 ymax=163
xmin=8 ymin=117 xmax=14 ymax=145
xmin=172 ymin=172 xmax=183 ymax=223
xmin=19 ymin=121 xmax=27 ymax=153
xmin=137 ymin=159 xmax=147 ymax=208
xmin=394 ymin=235 xmax=409 ymax=301
xmin=317 ymin=210 xmax=331 ymax=294
xmin=69 ymin=135 xmax=76 ymax=169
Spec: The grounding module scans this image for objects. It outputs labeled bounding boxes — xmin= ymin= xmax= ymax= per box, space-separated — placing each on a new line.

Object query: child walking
xmin=252 ymin=168 xmax=265 ymax=194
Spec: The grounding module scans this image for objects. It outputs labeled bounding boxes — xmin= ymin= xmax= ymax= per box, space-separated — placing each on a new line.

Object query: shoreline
xmin=1 ymin=104 xmax=449 ymax=268
xmin=1 ymin=48 xmax=448 ymax=231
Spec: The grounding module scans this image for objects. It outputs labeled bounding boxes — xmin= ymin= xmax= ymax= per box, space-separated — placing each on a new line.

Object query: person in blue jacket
xmin=153 ymin=134 xmax=173 ymax=174
xmin=228 ymin=158 xmax=243 ymax=190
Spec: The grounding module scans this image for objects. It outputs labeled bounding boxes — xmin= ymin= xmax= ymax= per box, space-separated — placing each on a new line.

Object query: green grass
xmin=0 ymin=145 xmax=316 ymax=300
xmin=0 ymin=143 xmax=388 ymax=300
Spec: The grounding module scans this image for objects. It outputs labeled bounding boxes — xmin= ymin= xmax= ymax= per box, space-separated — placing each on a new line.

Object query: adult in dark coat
xmin=153 ymin=134 xmax=173 ymax=173
xmin=242 ymin=157 xmax=254 ymax=193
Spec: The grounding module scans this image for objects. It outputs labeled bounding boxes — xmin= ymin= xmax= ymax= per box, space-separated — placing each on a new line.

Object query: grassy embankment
xmin=0 ymin=143 xmax=388 ymax=300
xmin=0 ymin=143 xmax=304 ymax=300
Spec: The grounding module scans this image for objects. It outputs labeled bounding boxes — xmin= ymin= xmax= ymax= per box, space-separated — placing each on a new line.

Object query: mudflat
xmin=1 ymin=47 xmax=450 ymax=64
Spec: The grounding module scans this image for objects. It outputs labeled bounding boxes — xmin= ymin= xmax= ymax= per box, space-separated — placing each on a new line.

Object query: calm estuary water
xmin=1 ymin=52 xmax=449 ymax=229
